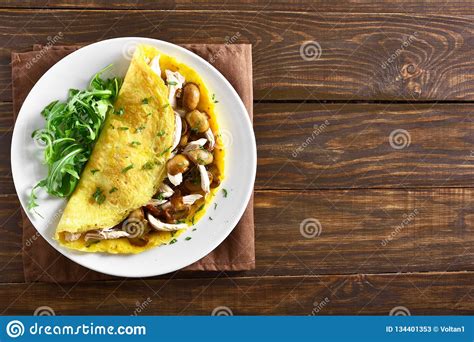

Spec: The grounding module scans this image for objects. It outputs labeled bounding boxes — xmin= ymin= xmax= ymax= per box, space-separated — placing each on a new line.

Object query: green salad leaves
xmin=28 ymin=67 xmax=122 ymax=211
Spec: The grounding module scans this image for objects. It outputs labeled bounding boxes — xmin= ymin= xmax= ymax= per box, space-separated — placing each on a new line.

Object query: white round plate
xmin=11 ymin=37 xmax=256 ymax=277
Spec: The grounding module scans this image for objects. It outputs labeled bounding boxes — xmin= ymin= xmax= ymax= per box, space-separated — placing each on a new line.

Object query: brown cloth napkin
xmin=11 ymin=43 xmax=254 ymax=283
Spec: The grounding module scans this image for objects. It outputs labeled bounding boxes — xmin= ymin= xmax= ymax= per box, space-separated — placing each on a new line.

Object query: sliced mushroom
xmin=168 ymin=172 xmax=183 ymax=186
xmin=171 ymin=113 xmax=182 ymax=151
xmin=147 ymin=213 xmax=187 ymax=232
xmin=204 ymin=128 xmax=215 ymax=150
xmin=64 ymin=232 xmax=81 ymax=242
xmin=159 ymin=184 xmax=174 ymax=198
xmin=84 ymin=229 xmax=130 ymax=242
xmin=198 ymin=164 xmax=210 ymax=193
xmin=149 ymin=55 xmax=161 ymax=77
xmin=165 ymin=70 xmax=185 ymax=108
xmin=183 ymin=138 xmax=207 ymax=154
xmin=182 ymin=194 xmax=203 ymax=205
xmin=147 ymin=198 xmax=168 ymax=206
xmin=186 ymin=148 xmax=213 ymax=166
xmin=167 ymin=154 xmax=190 ymax=175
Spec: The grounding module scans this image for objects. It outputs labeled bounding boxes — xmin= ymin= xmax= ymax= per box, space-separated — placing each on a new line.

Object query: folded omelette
xmin=55 ymin=44 xmax=224 ymax=254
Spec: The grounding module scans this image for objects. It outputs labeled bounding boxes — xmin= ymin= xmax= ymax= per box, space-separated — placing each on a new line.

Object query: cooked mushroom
xmin=204 ymin=128 xmax=215 ymax=150
xmin=198 ymin=165 xmax=210 ymax=193
xmin=147 ymin=198 xmax=168 ymax=206
xmin=165 ymin=70 xmax=185 ymax=108
xmin=185 ymin=110 xmax=209 ymax=133
xmin=84 ymin=228 xmax=130 ymax=242
xmin=158 ymin=184 xmax=174 ymax=198
xmin=182 ymin=83 xmax=200 ymax=111
xmin=182 ymin=194 xmax=203 ymax=205
xmin=183 ymin=138 xmax=207 ymax=153
xmin=149 ymin=55 xmax=161 ymax=77
xmin=207 ymin=164 xmax=221 ymax=188
xmin=147 ymin=213 xmax=187 ymax=232
xmin=64 ymin=232 xmax=81 ymax=242
xmin=184 ymin=175 xmax=203 ymax=192
xmin=166 ymin=154 xmax=190 ymax=175
xmin=128 ymin=207 xmax=145 ymax=221
xmin=168 ymin=172 xmax=183 ymax=186
xmin=186 ymin=148 xmax=213 ymax=166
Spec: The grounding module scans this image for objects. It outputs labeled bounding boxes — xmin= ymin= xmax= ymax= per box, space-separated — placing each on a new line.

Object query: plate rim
xmin=11 ymin=37 xmax=256 ymax=277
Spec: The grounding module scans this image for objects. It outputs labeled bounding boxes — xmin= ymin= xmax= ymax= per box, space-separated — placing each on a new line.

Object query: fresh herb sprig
xmin=28 ymin=66 xmax=122 ymax=211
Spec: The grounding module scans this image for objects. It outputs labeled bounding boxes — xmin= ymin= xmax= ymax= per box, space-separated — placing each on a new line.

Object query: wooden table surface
xmin=0 ymin=0 xmax=473 ymax=315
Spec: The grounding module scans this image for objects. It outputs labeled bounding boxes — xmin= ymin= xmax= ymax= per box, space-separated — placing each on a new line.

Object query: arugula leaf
xmin=29 ymin=67 xmax=122 ymax=210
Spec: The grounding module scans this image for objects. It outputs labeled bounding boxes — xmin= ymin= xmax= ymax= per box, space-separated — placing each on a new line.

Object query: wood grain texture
xmin=0 ymin=271 xmax=472 ymax=315
xmin=0 ymin=11 xmax=472 ymax=101
xmin=0 ymin=1 xmax=473 ymax=14
xmin=1 ymin=188 xmax=472 ymax=282
xmin=2 ymin=102 xmax=472 ymax=194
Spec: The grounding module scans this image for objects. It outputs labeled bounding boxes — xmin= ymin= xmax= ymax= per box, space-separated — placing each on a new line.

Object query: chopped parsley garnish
xmin=162 ymin=104 xmax=169 ymax=109
xmin=209 ymin=217 xmax=213 ymax=221
xmin=91 ymin=169 xmax=100 ymax=175
xmin=222 ymin=188 xmax=228 ymax=198
xmin=185 ymin=237 xmax=192 ymax=241
xmin=147 ymin=112 xmax=152 ymax=117
xmin=130 ymin=141 xmax=141 ymax=147
xmin=136 ymin=125 xmax=146 ymax=133
xmin=92 ymin=187 xmax=106 ymax=204
xmin=141 ymin=161 xmax=155 ymax=170
xmin=154 ymin=193 xmax=164 ymax=201
xmin=121 ymin=164 xmax=134 ymax=173
xmin=114 ymin=107 xmax=125 ymax=116
xmin=196 ymin=204 xmax=205 ymax=212
xmin=109 ymin=187 xmax=118 ymax=194
xmin=156 ymin=130 xmax=166 ymax=137
xmin=212 ymin=93 xmax=219 ymax=103
xmin=167 ymin=81 xmax=178 ymax=86
xmin=214 ymin=203 xmax=217 ymax=210
xmin=142 ymin=98 xmax=149 ymax=104
xmin=169 ymin=238 xmax=178 ymax=244
xmin=160 ymin=146 xmax=172 ymax=156
xmin=118 ymin=126 xmax=129 ymax=131
xmin=192 ymin=228 xmax=197 ymax=231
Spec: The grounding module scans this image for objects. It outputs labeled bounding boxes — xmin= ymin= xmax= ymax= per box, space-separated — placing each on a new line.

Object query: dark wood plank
xmin=0 ymin=10 xmax=472 ymax=101
xmin=0 ymin=271 xmax=473 ymax=315
xmin=0 ymin=0 xmax=473 ymax=14
xmin=254 ymin=102 xmax=474 ymax=189
xmin=1 ymin=188 xmax=473 ymax=282
xmin=2 ymin=102 xmax=472 ymax=194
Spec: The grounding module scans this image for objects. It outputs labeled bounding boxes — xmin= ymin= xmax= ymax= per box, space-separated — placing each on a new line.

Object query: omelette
xmin=55 ymin=44 xmax=225 ymax=253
